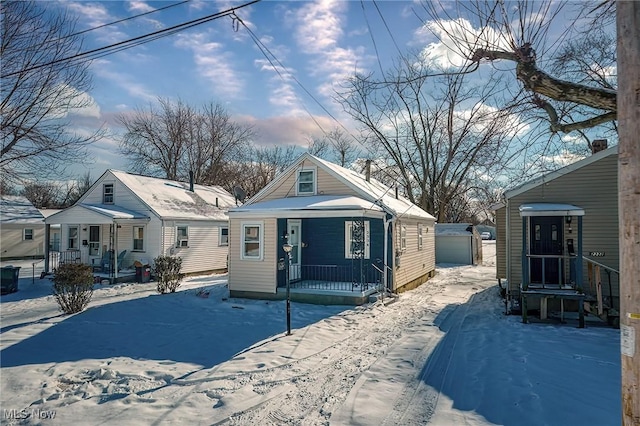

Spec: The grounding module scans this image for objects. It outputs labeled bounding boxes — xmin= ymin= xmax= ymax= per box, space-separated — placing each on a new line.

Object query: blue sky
xmin=54 ymin=0 xmax=435 ymax=179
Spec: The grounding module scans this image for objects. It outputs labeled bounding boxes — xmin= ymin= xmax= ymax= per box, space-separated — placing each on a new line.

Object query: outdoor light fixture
xmin=282 ymin=243 xmax=293 ymax=336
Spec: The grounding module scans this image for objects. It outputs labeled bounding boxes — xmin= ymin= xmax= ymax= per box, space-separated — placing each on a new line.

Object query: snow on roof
xmin=81 ymin=204 xmax=151 ymax=220
xmin=435 ymin=223 xmax=473 ymax=236
xmin=109 ymin=170 xmax=236 ymax=221
xmin=519 ymin=203 xmax=585 ymax=217
xmin=311 ymin=155 xmax=435 ymax=221
xmin=231 ymin=195 xmax=385 ymax=213
xmin=0 ymin=195 xmax=44 ymax=224
xmin=38 ymin=209 xmax=62 ymax=218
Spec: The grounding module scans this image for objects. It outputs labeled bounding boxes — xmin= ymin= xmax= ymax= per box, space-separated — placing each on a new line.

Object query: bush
xmin=52 ymin=264 xmax=94 ymax=314
xmin=153 ymin=255 xmax=183 ymax=294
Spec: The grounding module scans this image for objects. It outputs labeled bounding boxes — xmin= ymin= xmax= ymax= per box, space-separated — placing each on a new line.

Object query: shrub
xmin=153 ymin=255 xmax=183 ymax=294
xmin=52 ymin=264 xmax=94 ymax=314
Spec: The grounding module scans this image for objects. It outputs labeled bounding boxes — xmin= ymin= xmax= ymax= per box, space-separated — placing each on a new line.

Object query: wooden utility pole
xmin=617 ymin=2 xmax=640 ymax=425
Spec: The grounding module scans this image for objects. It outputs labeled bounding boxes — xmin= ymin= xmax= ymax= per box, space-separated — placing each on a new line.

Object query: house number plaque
xmin=589 ymin=251 xmax=605 ymax=257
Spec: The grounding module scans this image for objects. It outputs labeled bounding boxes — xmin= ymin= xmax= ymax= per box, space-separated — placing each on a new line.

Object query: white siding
xmin=0 ymin=224 xmax=45 ymax=259
xmin=228 ymin=218 xmax=277 ymax=293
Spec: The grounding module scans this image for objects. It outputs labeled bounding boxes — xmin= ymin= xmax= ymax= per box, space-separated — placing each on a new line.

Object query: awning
xmin=44 ymin=204 xmax=151 ymax=225
xmin=229 ymin=195 xmax=386 ymax=219
xmin=519 ymin=203 xmax=585 ymax=217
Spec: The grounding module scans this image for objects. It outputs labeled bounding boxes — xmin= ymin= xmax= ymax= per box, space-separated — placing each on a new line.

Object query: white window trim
xmin=68 ymin=226 xmax=78 ymax=249
xmin=219 ymin=227 xmax=229 ymax=246
xmin=133 ymin=225 xmax=145 ymax=252
xmin=295 ymin=166 xmax=317 ymax=196
xmin=401 ymin=225 xmax=407 ymax=251
xmin=345 ymin=220 xmax=370 ymax=259
xmin=241 ymin=221 xmax=263 ymax=260
xmin=103 ymin=183 xmax=114 ymax=204
xmin=418 ymin=224 xmax=423 ymax=250
xmin=23 ymin=228 xmax=34 ymax=241
xmin=176 ymin=225 xmax=189 ymax=248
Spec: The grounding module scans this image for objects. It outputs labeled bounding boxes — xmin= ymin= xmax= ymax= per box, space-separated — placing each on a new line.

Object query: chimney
xmin=592 ymin=139 xmax=607 ymax=154
xmin=365 ymin=159 xmax=371 ymax=182
xmin=189 ymin=170 xmax=194 ymax=192
xmin=215 ymin=197 xmax=219 ymax=207
xmin=395 ymin=186 xmax=399 ymax=199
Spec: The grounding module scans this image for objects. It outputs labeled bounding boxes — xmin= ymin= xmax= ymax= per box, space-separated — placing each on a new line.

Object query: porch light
xmin=283 ymin=243 xmax=293 ymax=336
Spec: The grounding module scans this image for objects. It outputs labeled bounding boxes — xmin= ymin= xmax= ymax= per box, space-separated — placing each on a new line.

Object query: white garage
xmin=435 ymin=223 xmax=482 ymax=265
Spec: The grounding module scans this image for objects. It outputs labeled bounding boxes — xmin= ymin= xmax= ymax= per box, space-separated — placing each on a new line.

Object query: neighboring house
xmin=228 ymin=153 xmax=436 ymax=305
xmin=44 ymin=170 xmax=236 ymax=279
xmin=39 ymin=209 xmax=62 ymax=252
xmin=494 ymin=145 xmax=619 ymax=326
xmin=0 ymin=196 xmax=45 ymax=260
xmin=435 ymin=223 xmax=482 ymax=265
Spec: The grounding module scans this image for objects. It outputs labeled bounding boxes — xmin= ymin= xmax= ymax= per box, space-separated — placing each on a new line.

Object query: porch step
xmin=369 ymin=292 xmax=398 ymax=306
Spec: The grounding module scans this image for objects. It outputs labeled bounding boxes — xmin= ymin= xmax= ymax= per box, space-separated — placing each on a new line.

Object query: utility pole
xmin=617 ymin=2 xmax=640 ymax=425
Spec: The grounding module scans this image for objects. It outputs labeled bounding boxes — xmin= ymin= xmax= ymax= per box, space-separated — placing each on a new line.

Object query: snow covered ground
xmin=1 ymin=242 xmax=621 ymax=425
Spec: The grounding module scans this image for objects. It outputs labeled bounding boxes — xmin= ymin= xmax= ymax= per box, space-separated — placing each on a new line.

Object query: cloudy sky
xmin=48 ymin=0 xmax=603 ymax=181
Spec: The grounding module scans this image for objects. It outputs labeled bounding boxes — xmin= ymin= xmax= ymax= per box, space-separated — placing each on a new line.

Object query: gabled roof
xmin=0 ymin=195 xmax=44 ymax=225
xmin=435 ymin=223 xmax=473 ymax=236
xmin=504 ymin=145 xmax=618 ymax=199
xmin=89 ymin=170 xmax=236 ymax=221
xmin=243 ymin=153 xmax=435 ymax=220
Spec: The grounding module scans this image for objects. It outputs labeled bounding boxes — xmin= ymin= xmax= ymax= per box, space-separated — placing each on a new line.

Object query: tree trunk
xmin=617 ymin=3 xmax=640 ymax=425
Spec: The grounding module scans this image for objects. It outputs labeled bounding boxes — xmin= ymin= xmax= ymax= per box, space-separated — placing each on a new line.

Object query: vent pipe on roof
xmin=189 ymin=170 xmax=194 ymax=192
xmin=395 ymin=186 xmax=399 ymax=199
xmin=591 ymin=139 xmax=607 ymax=154
xmin=216 ymin=197 xmax=218 ymax=207
xmin=365 ymin=159 xmax=371 ymax=182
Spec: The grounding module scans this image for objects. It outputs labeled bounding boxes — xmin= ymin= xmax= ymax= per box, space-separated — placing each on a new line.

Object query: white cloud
xmin=417 ymin=18 xmax=513 ymax=69
xmin=454 ymin=103 xmax=529 ymax=138
xmin=175 ymin=33 xmax=244 ymax=99
xmin=235 ymin=114 xmax=338 ymax=147
xmin=92 ymin=61 xmax=157 ymax=103
xmin=127 ymin=1 xmax=155 ymax=13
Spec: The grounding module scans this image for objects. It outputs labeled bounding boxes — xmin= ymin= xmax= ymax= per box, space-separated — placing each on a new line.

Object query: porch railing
xmin=285 ymin=264 xmax=383 ymax=292
xmin=49 ymin=250 xmax=81 ymax=270
xmin=524 ymin=253 xmax=576 ymax=289
xmin=584 ymin=256 xmax=619 ymax=314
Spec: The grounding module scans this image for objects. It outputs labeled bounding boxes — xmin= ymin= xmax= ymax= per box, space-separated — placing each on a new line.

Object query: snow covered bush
xmin=153 ymin=255 xmax=183 ymax=294
xmin=52 ymin=264 xmax=94 ymax=314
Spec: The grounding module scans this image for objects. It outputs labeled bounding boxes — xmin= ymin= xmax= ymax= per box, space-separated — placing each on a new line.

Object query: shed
xmin=435 ymin=223 xmax=482 ymax=265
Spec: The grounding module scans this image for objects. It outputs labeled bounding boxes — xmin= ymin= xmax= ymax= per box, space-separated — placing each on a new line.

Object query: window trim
xmin=88 ymin=225 xmax=100 ymax=256
xmin=23 ymin=228 xmax=34 ymax=241
xmin=133 ymin=225 xmax=145 ymax=252
xmin=241 ymin=221 xmax=263 ymax=260
xmin=401 ymin=225 xmax=407 ymax=251
xmin=219 ymin=227 xmax=229 ymax=246
xmin=345 ymin=220 xmax=370 ymax=259
xmin=295 ymin=167 xmax=317 ymax=196
xmin=68 ymin=226 xmax=78 ymax=249
xmin=176 ymin=225 xmax=189 ymax=248
xmin=418 ymin=224 xmax=423 ymax=250
xmin=103 ymin=183 xmax=114 ymax=204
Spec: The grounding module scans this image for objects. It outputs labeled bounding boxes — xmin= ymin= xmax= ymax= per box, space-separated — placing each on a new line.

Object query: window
xmin=176 ymin=225 xmax=188 ymax=247
xmin=89 ymin=226 xmax=100 ymax=256
xmin=68 ymin=226 xmax=78 ymax=249
xmin=401 ymin=225 xmax=407 ymax=251
xmin=242 ymin=222 xmax=263 ymax=260
xmin=133 ymin=226 xmax=145 ymax=251
xmin=297 ymin=169 xmax=315 ymax=195
xmin=535 ymin=224 xmax=541 ymax=241
xmin=551 ymin=224 xmax=558 ymax=241
xmin=345 ymin=220 xmax=370 ymax=259
xmin=219 ymin=227 xmax=229 ymax=246
xmin=418 ymin=224 xmax=423 ymax=250
xmin=103 ymin=183 xmax=114 ymax=204
xmin=23 ymin=228 xmax=33 ymax=240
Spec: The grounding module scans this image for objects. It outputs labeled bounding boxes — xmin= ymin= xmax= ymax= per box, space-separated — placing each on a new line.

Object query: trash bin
xmin=135 ymin=265 xmax=151 ymax=283
xmin=1 ymin=266 xmax=21 ymax=294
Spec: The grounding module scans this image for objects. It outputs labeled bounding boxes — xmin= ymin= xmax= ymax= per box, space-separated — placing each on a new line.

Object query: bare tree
xmin=118 ymin=98 xmax=253 ymax=185
xmin=1 ymin=1 xmax=101 ymax=186
xmin=21 ymin=182 xmax=61 ymax=209
xmin=235 ymin=145 xmax=298 ymax=198
xmin=307 ymin=128 xmax=360 ymax=167
xmin=337 ymin=56 xmax=528 ymax=222
xmin=417 ymin=0 xmax=616 ymax=136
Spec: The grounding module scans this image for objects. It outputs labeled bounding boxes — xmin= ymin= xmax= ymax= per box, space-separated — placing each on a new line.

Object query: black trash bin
xmin=1 ymin=266 xmax=21 ymax=294
xmin=135 ymin=265 xmax=151 ymax=283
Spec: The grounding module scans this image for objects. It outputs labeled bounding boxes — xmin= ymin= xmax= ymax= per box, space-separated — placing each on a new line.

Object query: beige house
xmin=228 ymin=153 xmax=436 ymax=305
xmin=494 ymin=145 xmax=619 ymax=326
xmin=44 ymin=170 xmax=235 ymax=280
xmin=0 ymin=195 xmax=45 ymax=260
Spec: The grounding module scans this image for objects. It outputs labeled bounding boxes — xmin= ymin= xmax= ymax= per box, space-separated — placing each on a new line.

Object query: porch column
xmin=114 ymin=221 xmax=119 ymax=281
xmin=521 ymin=217 xmax=528 ymax=290
xmin=44 ymin=224 xmax=50 ymax=273
xmin=577 ymin=216 xmax=583 ymax=292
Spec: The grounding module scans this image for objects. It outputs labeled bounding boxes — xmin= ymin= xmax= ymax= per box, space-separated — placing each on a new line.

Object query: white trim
xmin=23 ymin=228 xmax=34 ymax=240
xmin=345 ymin=220 xmax=370 ymax=259
xmin=176 ymin=224 xmax=189 ymax=248
xmin=229 ymin=209 xmax=386 ymax=220
xmin=519 ymin=203 xmax=585 ymax=217
xmin=418 ymin=223 xmax=423 ymax=250
xmin=103 ymin=182 xmax=115 ymax=204
xmin=401 ymin=225 xmax=407 ymax=251
xmin=241 ymin=221 xmax=263 ymax=260
xmin=219 ymin=226 xmax=229 ymax=246
xmin=133 ymin=225 xmax=145 ymax=252
xmin=295 ymin=166 xmax=317 ymax=196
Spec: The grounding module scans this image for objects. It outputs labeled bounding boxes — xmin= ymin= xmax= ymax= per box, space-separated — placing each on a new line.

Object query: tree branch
xmin=533 ymin=95 xmax=617 ymax=132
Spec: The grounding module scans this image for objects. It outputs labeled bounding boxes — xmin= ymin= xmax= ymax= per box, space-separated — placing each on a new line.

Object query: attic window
xmin=297 ymin=169 xmax=316 ymax=195
xmin=103 ymin=183 xmax=114 ymax=204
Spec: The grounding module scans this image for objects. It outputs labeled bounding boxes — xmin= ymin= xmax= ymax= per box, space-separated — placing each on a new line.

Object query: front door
xmin=287 ymin=220 xmax=301 ymax=281
xmin=529 ymin=216 xmax=563 ymax=284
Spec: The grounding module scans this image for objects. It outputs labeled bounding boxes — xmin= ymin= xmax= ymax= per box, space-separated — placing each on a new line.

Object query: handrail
xmin=583 ymin=256 xmax=619 ymax=274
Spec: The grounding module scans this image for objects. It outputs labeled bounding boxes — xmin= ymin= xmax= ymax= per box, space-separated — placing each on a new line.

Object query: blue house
xmin=228 ymin=153 xmax=436 ymax=305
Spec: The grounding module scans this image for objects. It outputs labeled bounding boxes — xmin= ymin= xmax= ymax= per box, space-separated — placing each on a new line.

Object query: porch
xmin=46 ymin=250 xmax=139 ymax=284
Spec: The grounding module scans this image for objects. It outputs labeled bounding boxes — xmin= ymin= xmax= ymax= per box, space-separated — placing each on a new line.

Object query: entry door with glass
xmin=529 ymin=216 xmax=563 ymax=284
xmin=287 ymin=220 xmax=301 ymax=280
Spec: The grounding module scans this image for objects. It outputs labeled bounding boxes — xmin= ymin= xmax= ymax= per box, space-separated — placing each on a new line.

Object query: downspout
xmin=384 ymin=214 xmax=397 ymax=293
xmin=505 ymin=198 xmax=511 ymax=314
xmin=114 ymin=220 xmax=119 ymax=282
xmin=44 ymin=224 xmax=50 ymax=274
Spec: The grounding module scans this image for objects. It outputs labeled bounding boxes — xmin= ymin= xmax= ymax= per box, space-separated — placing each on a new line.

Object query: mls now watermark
xmin=4 ymin=408 xmax=57 ymax=420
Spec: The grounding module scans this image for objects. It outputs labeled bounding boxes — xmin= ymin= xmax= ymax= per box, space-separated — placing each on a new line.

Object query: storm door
xmin=287 ymin=220 xmax=301 ymax=280
xmin=529 ymin=216 xmax=563 ymax=284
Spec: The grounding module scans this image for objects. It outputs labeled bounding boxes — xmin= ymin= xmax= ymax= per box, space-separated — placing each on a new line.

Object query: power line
xmin=1 ymin=0 xmax=261 ymax=79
